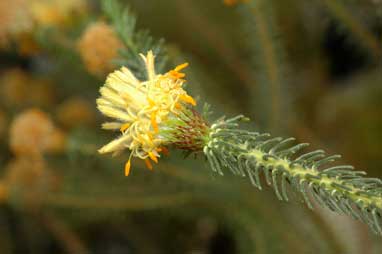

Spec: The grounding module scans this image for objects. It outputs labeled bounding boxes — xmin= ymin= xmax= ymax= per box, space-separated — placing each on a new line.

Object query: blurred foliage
xmin=0 ymin=0 xmax=381 ymax=253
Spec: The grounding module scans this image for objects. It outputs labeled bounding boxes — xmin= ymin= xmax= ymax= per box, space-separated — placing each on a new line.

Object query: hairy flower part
xmin=97 ymin=51 xmax=203 ymax=176
xmin=163 ymin=109 xmax=210 ymax=153
xmin=10 ymin=109 xmax=66 ymax=155
xmin=78 ymin=21 xmax=123 ymax=76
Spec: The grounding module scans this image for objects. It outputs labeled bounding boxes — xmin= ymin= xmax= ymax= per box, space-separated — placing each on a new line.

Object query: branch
xmin=204 ymin=115 xmax=382 ymax=235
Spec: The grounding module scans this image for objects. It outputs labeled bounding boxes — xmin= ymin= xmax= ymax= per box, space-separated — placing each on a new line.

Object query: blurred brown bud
xmin=5 ymin=156 xmax=46 ymax=189
xmin=56 ymin=97 xmax=96 ymax=128
xmin=29 ymin=79 xmax=56 ymax=107
xmin=9 ymin=108 xmax=66 ymax=155
xmin=0 ymin=181 xmax=8 ymax=204
xmin=4 ymin=155 xmax=60 ymax=207
xmin=78 ymin=21 xmax=123 ymax=76
xmin=17 ymin=32 xmax=40 ymax=56
xmin=0 ymin=69 xmax=29 ymax=107
xmin=0 ymin=69 xmax=57 ymax=108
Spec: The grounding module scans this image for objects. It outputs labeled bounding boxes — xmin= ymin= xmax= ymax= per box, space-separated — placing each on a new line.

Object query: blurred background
xmin=0 ymin=0 xmax=381 ymax=253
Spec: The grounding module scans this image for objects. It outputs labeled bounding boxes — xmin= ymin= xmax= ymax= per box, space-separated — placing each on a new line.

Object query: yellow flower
xmin=97 ymin=51 xmax=197 ymax=176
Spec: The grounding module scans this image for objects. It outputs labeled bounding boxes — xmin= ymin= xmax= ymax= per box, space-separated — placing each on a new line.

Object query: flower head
xmin=97 ymin=51 xmax=206 ymax=176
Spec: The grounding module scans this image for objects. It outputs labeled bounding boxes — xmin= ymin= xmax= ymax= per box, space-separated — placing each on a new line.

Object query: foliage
xmin=204 ymin=115 xmax=382 ymax=235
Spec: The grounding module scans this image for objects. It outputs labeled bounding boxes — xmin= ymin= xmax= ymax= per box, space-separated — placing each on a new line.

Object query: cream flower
xmin=97 ymin=51 xmax=196 ymax=176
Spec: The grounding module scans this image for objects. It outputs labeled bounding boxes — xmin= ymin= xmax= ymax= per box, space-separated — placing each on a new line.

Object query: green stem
xmin=203 ymin=115 xmax=382 ymax=235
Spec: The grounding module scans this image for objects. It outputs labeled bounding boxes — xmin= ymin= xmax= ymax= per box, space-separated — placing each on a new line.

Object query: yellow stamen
xmin=175 ymin=103 xmax=182 ymax=109
xmin=151 ymin=111 xmax=159 ymax=133
xmin=125 ymin=159 xmax=131 ymax=176
xmin=170 ymin=71 xmax=185 ymax=79
xmin=147 ymin=97 xmax=155 ymax=107
xmin=148 ymin=152 xmax=158 ymax=163
xmin=180 ymin=94 xmax=197 ymax=106
xmin=120 ymin=123 xmax=130 ymax=132
xmin=145 ymin=159 xmax=153 ymax=170
xmin=168 ymin=63 xmax=188 ymax=79
xmin=174 ymin=62 xmax=189 ymax=72
xmin=147 ymin=132 xmax=154 ymax=141
xmin=121 ymin=93 xmax=130 ymax=102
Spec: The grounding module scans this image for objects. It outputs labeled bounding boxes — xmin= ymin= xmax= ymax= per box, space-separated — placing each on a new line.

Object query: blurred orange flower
xmin=30 ymin=0 xmax=88 ymax=27
xmin=0 ymin=0 xmax=33 ymax=47
xmin=9 ymin=108 xmax=66 ymax=155
xmin=4 ymin=155 xmax=60 ymax=206
xmin=0 ymin=0 xmax=88 ymax=49
xmin=0 ymin=69 xmax=57 ymax=108
xmin=0 ymin=69 xmax=29 ymax=107
xmin=78 ymin=21 xmax=123 ymax=76
xmin=56 ymin=97 xmax=96 ymax=128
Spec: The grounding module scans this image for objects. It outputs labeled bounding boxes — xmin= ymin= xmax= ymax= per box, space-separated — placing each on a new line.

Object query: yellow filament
xmin=147 ymin=97 xmax=156 ymax=107
xmin=180 ymin=94 xmax=196 ymax=106
xmin=145 ymin=159 xmax=153 ymax=170
xmin=151 ymin=111 xmax=159 ymax=133
xmin=120 ymin=123 xmax=130 ymax=132
xmin=148 ymin=152 xmax=158 ymax=163
xmin=175 ymin=103 xmax=182 ymax=109
xmin=125 ymin=159 xmax=131 ymax=176
xmin=174 ymin=62 xmax=189 ymax=71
